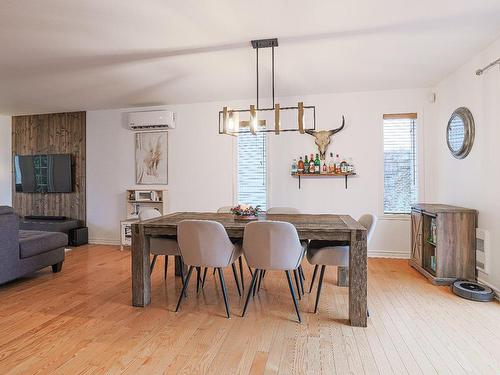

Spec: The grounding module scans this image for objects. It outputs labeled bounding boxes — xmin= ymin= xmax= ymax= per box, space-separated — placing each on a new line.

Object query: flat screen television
xmin=14 ymin=154 xmax=73 ymax=193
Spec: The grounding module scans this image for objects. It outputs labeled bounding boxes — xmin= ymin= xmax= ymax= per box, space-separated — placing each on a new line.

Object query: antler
xmin=328 ymin=115 xmax=345 ymax=136
xmin=304 ymin=116 xmax=345 ymax=136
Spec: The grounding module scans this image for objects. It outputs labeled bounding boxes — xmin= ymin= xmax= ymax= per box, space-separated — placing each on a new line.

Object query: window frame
xmin=232 ymin=130 xmax=269 ymax=210
xmin=380 ymin=110 xmax=425 ymax=220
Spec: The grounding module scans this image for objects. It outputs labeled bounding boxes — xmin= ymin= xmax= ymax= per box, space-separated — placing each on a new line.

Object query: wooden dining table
xmin=131 ymin=212 xmax=368 ymax=327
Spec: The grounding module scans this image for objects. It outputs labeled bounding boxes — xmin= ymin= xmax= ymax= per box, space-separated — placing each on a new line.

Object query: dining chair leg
xmin=201 ymin=267 xmax=208 ymax=288
xmin=150 ymin=255 xmax=158 ymax=275
xmin=196 ymin=267 xmax=201 ymax=294
xmin=164 ymin=256 xmax=168 ymax=280
xmin=213 ymin=268 xmax=216 ymax=276
xmin=293 ymin=269 xmax=302 ymax=300
xmin=285 ymin=270 xmax=302 ymax=323
xmin=217 ymin=268 xmax=231 ymax=319
xmin=257 ymin=269 xmax=264 ymax=293
xmin=175 ymin=266 xmax=194 ymax=312
xmin=298 ymin=267 xmax=305 ymax=295
xmin=253 ymin=270 xmax=261 ymax=297
xmin=179 ymin=259 xmax=187 ymax=297
xmin=238 ymin=257 xmax=244 ymax=290
xmin=247 ymin=265 xmax=254 ymax=277
xmin=309 ymin=265 xmax=318 ymax=293
xmin=314 ymin=265 xmax=326 ymax=314
xmin=242 ymin=269 xmax=259 ymax=317
xmin=299 ymin=265 xmax=306 ymax=281
xmin=231 ymin=263 xmax=242 ymax=297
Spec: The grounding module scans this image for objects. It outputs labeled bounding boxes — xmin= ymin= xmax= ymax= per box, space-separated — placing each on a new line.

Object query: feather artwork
xmin=135 ymin=132 xmax=168 ymax=184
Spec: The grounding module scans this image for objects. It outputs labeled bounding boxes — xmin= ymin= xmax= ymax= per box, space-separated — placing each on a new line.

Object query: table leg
xmin=132 ymin=223 xmax=151 ymax=307
xmin=337 ymin=266 xmax=349 ymax=287
xmin=349 ymin=229 xmax=367 ymax=327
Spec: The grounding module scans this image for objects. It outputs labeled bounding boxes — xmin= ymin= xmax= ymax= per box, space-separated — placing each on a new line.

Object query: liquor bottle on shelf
xmin=335 ymin=154 xmax=341 ymax=174
xmin=297 ymin=157 xmax=304 ymax=174
xmin=328 ymin=152 xmax=335 ymax=174
xmin=304 ymin=155 xmax=309 ymax=173
xmin=291 ymin=159 xmax=297 ymax=174
xmin=340 ymin=157 xmax=348 ymax=173
xmin=314 ymin=154 xmax=321 ymax=174
xmin=321 ymin=161 xmax=327 ymax=174
xmin=348 ymin=157 xmax=355 ymax=173
xmin=309 ymin=154 xmax=315 ymax=174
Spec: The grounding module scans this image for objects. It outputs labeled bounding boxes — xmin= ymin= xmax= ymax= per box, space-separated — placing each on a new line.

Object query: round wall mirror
xmin=446 ymin=107 xmax=475 ymax=159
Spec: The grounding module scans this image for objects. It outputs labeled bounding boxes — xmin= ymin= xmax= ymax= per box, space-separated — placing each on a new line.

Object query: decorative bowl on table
xmin=230 ymin=204 xmax=261 ymax=221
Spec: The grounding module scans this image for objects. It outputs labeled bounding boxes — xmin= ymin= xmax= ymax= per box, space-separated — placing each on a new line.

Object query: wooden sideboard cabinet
xmin=410 ymin=204 xmax=477 ymax=285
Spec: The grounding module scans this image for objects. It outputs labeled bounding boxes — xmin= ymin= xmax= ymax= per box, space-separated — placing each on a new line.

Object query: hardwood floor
xmin=0 ymin=245 xmax=499 ymax=374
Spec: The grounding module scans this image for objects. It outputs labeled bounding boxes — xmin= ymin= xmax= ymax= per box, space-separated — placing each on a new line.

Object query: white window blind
xmin=383 ymin=114 xmax=418 ymax=214
xmin=237 ymin=129 xmax=267 ymax=210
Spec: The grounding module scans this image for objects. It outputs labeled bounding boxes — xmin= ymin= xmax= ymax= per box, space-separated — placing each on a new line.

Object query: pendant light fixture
xmin=219 ymin=38 xmax=316 ymax=135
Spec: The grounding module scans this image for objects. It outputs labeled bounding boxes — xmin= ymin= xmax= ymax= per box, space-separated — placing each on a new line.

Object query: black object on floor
xmin=69 ymin=227 xmax=88 ymax=246
xmin=452 ymin=280 xmax=495 ymax=302
xmin=25 ymin=215 xmax=67 ymax=221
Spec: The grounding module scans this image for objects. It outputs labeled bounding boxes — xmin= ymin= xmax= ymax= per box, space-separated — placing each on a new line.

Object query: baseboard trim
xmin=89 ymin=238 xmax=121 ymax=246
xmin=87 ymin=240 xmax=410 ymax=259
xmin=368 ymin=250 xmax=410 ymax=259
xmin=477 ymin=277 xmax=500 ymax=301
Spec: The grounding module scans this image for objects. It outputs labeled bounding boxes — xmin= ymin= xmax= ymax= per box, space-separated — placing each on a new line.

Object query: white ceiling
xmin=1 ymin=0 xmax=500 ymax=115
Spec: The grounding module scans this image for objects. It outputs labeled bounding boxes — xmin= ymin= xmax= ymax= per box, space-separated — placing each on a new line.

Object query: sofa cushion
xmin=20 ymin=218 xmax=79 ymax=234
xmin=19 ymin=230 xmax=68 ymax=259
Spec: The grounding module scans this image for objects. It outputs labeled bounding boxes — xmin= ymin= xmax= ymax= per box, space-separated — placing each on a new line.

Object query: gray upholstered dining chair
xmin=139 ymin=208 xmax=184 ymax=283
xmin=307 ymin=213 xmax=377 ymax=314
xmin=216 ymin=206 xmax=233 ymax=213
xmin=266 ymin=207 xmax=301 ymax=214
xmin=175 ymin=220 xmax=243 ymax=318
xmin=241 ymin=221 xmax=306 ymax=323
xmin=265 ymin=206 xmax=306 ymax=295
xmin=212 ymin=205 xmax=246 ymax=290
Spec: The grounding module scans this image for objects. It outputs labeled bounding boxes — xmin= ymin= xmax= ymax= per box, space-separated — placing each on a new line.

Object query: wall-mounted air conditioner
xmin=127 ymin=110 xmax=176 ymax=131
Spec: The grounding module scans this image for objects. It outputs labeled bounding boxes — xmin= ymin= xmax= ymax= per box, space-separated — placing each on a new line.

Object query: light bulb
xmin=227 ymin=117 xmax=234 ymax=131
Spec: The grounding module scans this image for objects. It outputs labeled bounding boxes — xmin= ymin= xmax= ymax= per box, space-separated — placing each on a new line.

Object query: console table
xmin=410 ymin=204 xmax=477 ymax=285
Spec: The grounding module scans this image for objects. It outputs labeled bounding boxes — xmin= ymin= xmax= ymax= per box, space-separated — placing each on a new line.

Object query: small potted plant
xmin=230 ymin=204 xmax=261 ymax=221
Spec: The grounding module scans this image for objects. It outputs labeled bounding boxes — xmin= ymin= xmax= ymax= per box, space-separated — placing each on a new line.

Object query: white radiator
xmin=476 ymin=228 xmax=490 ymax=274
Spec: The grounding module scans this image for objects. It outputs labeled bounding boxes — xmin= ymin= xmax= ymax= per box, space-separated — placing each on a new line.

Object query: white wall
xmin=428 ymin=36 xmax=500 ymax=293
xmin=0 ymin=116 xmax=12 ymax=205
xmin=87 ymin=88 xmax=432 ymax=257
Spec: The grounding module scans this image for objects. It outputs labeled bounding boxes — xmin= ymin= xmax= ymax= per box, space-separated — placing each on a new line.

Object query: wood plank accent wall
xmin=12 ymin=112 xmax=86 ymax=224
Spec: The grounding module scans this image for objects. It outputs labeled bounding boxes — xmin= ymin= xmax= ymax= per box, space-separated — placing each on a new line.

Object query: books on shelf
xmin=429 ymin=217 xmax=437 ymax=244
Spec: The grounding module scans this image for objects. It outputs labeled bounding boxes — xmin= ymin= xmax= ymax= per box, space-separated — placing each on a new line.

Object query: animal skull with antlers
xmin=305 ymin=116 xmax=345 ymax=160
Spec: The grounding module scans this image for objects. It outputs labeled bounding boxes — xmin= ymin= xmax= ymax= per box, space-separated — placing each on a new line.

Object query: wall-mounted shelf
xmin=291 ymin=173 xmax=357 ymax=189
xmin=121 ymin=189 xmax=169 ymax=250
xmin=125 ymin=189 xmax=168 ymax=220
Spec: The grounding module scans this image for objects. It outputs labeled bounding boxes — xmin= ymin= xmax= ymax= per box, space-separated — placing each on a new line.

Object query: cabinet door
xmin=411 ymin=210 xmax=423 ymax=266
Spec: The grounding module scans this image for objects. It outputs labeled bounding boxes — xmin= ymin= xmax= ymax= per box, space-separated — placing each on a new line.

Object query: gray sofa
xmin=0 ymin=206 xmax=67 ymax=285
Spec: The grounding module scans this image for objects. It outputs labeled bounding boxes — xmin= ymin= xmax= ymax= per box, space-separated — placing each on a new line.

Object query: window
xmin=383 ymin=113 xmax=418 ymax=214
xmin=237 ymin=128 xmax=267 ymax=210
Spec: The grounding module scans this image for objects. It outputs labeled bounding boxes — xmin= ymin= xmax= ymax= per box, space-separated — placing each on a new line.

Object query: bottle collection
xmin=291 ymin=152 xmax=355 ymax=175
